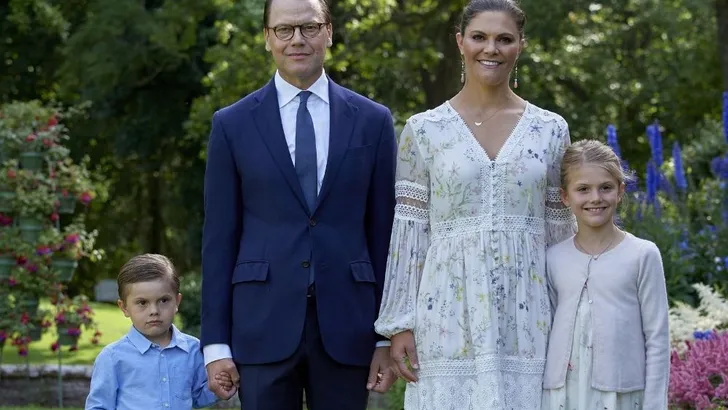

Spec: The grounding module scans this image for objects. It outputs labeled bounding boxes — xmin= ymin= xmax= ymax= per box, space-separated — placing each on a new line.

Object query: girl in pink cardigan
xmin=542 ymin=139 xmax=670 ymax=410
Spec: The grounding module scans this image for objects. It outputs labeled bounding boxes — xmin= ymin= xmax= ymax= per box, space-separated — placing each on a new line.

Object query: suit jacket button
xmin=302 ymin=261 xmax=311 ymax=268
xmin=309 ymin=219 xmax=317 ymax=227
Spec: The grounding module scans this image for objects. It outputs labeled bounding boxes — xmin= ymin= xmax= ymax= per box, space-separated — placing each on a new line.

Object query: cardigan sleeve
xmin=637 ymin=241 xmax=670 ymax=410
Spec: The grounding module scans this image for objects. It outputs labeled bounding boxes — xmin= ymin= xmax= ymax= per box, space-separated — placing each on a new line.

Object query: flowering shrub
xmin=0 ymin=100 xmax=101 ymax=359
xmin=54 ymin=157 xmax=94 ymax=203
xmin=611 ymin=95 xmax=728 ymax=306
xmin=52 ymin=294 xmax=100 ymax=350
xmin=55 ymin=216 xmax=98 ymax=261
xmin=0 ymin=100 xmax=70 ymax=156
xmin=670 ymin=283 xmax=728 ymax=352
xmin=669 ymin=331 xmax=728 ymax=409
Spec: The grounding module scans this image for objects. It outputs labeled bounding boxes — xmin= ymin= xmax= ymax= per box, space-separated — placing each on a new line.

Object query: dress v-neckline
xmin=446 ymin=100 xmax=530 ymax=162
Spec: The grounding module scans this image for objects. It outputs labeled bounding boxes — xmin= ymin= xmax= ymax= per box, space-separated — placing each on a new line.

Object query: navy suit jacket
xmin=200 ymin=77 xmax=396 ymax=367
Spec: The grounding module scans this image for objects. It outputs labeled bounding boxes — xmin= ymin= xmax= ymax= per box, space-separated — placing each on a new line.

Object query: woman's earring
xmin=513 ymin=64 xmax=519 ymax=89
xmin=460 ymin=58 xmax=465 ymax=84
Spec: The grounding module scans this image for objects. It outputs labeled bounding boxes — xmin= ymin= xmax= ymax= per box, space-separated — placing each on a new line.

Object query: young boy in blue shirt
xmin=85 ymin=254 xmax=235 ymax=409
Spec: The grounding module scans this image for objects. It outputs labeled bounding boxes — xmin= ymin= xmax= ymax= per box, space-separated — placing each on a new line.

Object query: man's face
xmin=264 ymin=0 xmax=332 ymax=89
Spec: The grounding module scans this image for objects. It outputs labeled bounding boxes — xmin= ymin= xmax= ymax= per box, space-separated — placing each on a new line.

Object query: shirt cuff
xmin=375 ymin=341 xmax=391 ymax=348
xmin=203 ymin=343 xmax=233 ymax=366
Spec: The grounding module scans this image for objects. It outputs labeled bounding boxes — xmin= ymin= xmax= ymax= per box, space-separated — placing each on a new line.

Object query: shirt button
xmin=162 ymin=377 xmax=167 ymax=382
xmin=302 ymin=261 xmax=310 ymax=268
xmin=160 ymin=353 xmax=165 ymax=358
xmin=309 ymin=219 xmax=317 ymax=227
xmin=588 ymin=300 xmax=593 ymax=304
xmin=164 ymin=403 xmax=169 ymax=407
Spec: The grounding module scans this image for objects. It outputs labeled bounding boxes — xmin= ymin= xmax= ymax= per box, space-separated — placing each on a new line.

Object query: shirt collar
xmin=126 ymin=324 xmax=189 ymax=354
xmin=274 ymin=69 xmax=329 ymax=108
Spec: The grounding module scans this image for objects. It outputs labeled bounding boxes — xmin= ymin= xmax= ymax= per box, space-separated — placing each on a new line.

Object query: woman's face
xmin=456 ymin=11 xmax=524 ymax=88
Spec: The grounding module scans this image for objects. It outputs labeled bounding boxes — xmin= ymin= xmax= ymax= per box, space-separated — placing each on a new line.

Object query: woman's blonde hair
xmin=560 ymin=139 xmax=632 ymax=189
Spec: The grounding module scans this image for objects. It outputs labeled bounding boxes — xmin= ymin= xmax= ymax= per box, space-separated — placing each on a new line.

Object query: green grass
xmin=1 ymin=300 xmax=135 ymax=365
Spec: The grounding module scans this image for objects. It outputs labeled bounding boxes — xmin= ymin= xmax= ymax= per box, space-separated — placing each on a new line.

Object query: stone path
xmin=0 ymin=364 xmax=387 ymax=408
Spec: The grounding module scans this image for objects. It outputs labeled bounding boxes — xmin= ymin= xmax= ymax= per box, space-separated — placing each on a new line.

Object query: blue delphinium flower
xmin=646 ymin=161 xmax=657 ymax=204
xmin=693 ymin=330 xmax=716 ymax=340
xmin=646 ymin=160 xmax=661 ymax=215
xmin=672 ymin=142 xmax=687 ymax=191
xmin=606 ymin=124 xmax=621 ymax=159
xmin=647 ymin=122 xmax=664 ymax=168
xmin=625 ymin=168 xmax=639 ymax=193
xmin=723 ymin=91 xmax=728 ymax=143
xmin=711 ymin=154 xmax=728 ymax=180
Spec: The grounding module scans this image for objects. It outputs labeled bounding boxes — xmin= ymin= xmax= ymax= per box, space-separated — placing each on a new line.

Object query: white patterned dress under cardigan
xmin=541 ymin=289 xmax=644 ymax=409
xmin=374 ymin=101 xmax=576 ymax=410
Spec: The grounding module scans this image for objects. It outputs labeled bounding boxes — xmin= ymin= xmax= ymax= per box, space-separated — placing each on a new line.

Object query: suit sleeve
xmin=365 ymin=109 xmax=397 ymax=341
xmin=201 ymin=111 xmax=243 ymax=348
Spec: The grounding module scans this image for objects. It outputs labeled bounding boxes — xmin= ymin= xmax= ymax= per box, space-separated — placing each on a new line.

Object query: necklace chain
xmin=575 ymin=231 xmax=622 ymax=261
xmin=474 ymin=105 xmax=507 ymax=127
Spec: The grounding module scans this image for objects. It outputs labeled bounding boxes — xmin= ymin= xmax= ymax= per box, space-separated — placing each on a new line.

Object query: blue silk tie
xmin=295 ymin=91 xmax=317 ymax=285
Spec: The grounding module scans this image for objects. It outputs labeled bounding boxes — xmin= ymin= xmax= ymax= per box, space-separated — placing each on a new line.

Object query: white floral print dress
xmin=374 ymin=101 xmax=576 ymax=410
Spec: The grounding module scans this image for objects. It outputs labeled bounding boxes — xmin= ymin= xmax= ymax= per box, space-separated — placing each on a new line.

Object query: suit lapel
xmin=316 ymin=80 xmax=357 ymax=209
xmin=251 ymin=79 xmax=308 ymax=212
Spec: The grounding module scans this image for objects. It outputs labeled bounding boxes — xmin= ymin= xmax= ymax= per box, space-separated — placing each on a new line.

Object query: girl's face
xmin=561 ymin=163 xmax=625 ymax=230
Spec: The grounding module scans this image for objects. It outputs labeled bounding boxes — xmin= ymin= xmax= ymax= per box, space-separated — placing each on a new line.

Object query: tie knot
xmin=299 ymin=91 xmax=312 ymax=105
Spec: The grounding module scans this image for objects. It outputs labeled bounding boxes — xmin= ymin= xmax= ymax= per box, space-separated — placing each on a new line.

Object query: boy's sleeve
xmin=85 ymin=347 xmax=118 ymax=410
xmin=192 ymin=346 xmax=220 ymax=408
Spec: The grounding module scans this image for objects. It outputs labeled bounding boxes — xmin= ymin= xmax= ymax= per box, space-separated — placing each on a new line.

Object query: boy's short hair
xmin=117 ymin=254 xmax=180 ymax=301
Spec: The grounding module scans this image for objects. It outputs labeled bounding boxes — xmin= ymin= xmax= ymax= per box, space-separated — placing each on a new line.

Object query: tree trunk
xmin=148 ymin=170 xmax=163 ymax=253
xmin=718 ymin=0 xmax=728 ymax=91
xmin=422 ymin=13 xmax=462 ymax=108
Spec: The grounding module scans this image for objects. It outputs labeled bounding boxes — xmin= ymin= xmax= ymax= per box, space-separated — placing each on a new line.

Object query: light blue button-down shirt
xmin=85 ymin=325 xmax=219 ymax=410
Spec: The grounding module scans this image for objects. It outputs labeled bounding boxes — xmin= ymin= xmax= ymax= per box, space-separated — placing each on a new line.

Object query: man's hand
xmin=390 ymin=330 xmax=418 ymax=383
xmin=206 ymin=358 xmax=240 ymax=400
xmin=367 ymin=346 xmax=396 ymax=393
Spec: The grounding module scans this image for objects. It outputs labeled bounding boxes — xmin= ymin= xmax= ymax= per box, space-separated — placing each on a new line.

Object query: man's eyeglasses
xmin=267 ymin=23 xmax=327 ymax=41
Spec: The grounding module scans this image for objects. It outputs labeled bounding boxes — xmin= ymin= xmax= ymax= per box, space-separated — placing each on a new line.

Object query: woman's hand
xmin=390 ymin=330 xmax=419 ymax=383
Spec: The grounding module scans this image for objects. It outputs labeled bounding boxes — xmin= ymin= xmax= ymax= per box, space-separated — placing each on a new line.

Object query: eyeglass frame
xmin=266 ymin=22 xmax=329 ymax=41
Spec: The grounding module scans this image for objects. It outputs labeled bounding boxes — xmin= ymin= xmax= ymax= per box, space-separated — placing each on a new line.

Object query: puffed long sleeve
xmin=374 ymin=121 xmax=430 ymax=338
xmin=545 ymin=117 xmax=577 ymax=247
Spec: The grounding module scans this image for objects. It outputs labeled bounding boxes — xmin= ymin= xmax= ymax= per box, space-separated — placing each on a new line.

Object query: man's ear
xmin=264 ymin=28 xmax=271 ymax=52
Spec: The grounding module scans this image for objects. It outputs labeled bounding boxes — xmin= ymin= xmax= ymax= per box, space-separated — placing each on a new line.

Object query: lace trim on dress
xmin=546 ymin=187 xmax=562 ymax=203
xmin=404 ymin=356 xmax=546 ymax=410
xmin=545 ymin=207 xmax=574 ymax=223
xmin=431 ymin=215 xmax=545 ymax=240
xmin=417 ymin=355 xmax=546 ymax=379
xmin=395 ymin=180 xmax=429 ymax=204
xmin=395 ymin=203 xmax=428 ymax=222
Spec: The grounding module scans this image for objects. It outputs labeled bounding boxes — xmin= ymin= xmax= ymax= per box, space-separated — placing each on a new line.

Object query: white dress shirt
xmin=275 ymin=70 xmax=330 ymax=192
xmin=203 ymin=70 xmax=388 ymax=367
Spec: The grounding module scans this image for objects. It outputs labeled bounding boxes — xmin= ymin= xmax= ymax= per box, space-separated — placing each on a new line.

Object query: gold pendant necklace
xmin=474 ymin=105 xmax=507 ymax=127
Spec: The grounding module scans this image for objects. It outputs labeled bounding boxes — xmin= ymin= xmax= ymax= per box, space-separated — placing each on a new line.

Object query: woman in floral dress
xmin=373 ymin=1 xmax=576 ymax=409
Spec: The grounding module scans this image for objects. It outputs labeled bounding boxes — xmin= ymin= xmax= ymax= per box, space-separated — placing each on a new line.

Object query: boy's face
xmin=117 ymin=279 xmax=182 ymax=345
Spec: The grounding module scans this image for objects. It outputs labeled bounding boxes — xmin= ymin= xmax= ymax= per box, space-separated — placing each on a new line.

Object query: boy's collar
xmin=126 ymin=324 xmax=189 ymax=354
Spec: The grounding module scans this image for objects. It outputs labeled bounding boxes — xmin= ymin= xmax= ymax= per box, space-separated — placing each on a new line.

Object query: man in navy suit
xmin=200 ymin=0 xmax=397 ymax=408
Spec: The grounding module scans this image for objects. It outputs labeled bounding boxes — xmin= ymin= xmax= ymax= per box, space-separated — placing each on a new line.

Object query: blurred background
xmin=1 ymin=0 xmax=726 ymax=318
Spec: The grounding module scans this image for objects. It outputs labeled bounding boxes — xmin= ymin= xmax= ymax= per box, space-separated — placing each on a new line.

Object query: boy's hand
xmin=215 ymin=371 xmax=234 ymax=391
xmin=214 ymin=371 xmax=237 ymax=399
xmin=206 ymin=358 xmax=239 ymax=400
